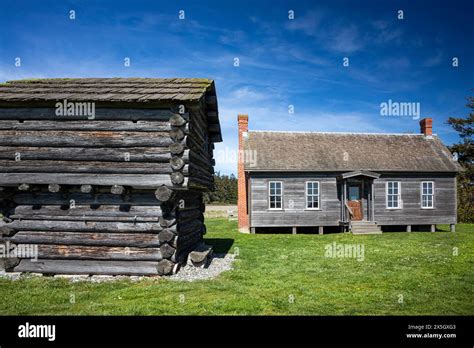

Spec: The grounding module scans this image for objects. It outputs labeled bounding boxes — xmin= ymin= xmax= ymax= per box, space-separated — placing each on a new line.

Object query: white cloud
xmin=422 ymin=51 xmax=443 ymax=67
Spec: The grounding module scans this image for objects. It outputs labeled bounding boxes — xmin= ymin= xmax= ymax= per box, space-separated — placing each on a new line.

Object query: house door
xmin=347 ymin=183 xmax=363 ymax=221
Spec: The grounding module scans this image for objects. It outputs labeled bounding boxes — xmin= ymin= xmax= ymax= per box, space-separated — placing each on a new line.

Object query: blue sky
xmin=0 ymin=0 xmax=472 ymax=175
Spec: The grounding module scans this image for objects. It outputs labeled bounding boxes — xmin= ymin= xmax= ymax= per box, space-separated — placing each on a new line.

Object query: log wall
xmin=0 ymin=105 xmax=216 ymax=275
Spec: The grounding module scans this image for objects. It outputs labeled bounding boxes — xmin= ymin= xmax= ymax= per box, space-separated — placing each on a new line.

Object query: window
xmin=269 ymin=181 xmax=283 ymax=209
xmin=348 ymin=185 xmax=360 ymax=200
xmin=386 ymin=181 xmax=401 ymax=209
xmin=306 ymin=181 xmax=320 ymax=209
xmin=421 ymin=182 xmax=434 ymax=208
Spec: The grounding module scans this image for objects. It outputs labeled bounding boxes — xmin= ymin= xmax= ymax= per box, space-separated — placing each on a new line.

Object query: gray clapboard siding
xmin=373 ymin=174 xmax=456 ymax=225
xmin=248 ymin=172 xmax=457 ymax=227
xmin=250 ymin=173 xmax=340 ymax=227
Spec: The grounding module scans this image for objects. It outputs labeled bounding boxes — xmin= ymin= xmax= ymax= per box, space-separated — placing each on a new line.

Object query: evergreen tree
xmin=203 ymin=172 xmax=238 ymax=204
xmin=447 ymin=96 xmax=473 ymax=223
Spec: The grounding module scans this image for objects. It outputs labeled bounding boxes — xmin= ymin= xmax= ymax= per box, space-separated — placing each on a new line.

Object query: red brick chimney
xmin=237 ymin=114 xmax=249 ymax=233
xmin=419 ymin=118 xmax=433 ymax=137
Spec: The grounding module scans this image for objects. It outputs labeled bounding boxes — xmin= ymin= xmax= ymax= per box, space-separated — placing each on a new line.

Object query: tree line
xmin=448 ymin=95 xmax=473 ymax=223
xmin=203 ymin=172 xmax=237 ymax=204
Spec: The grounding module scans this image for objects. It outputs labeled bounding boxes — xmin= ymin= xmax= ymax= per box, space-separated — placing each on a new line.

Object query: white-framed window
xmin=306 ymin=181 xmax=320 ymax=209
xmin=421 ymin=181 xmax=434 ymax=209
xmin=386 ymin=181 xmax=401 ymax=209
xmin=269 ymin=181 xmax=283 ymax=210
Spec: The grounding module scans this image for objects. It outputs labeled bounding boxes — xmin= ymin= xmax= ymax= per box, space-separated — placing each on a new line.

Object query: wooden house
xmin=0 ymin=78 xmax=221 ymax=275
xmin=237 ymin=115 xmax=460 ymax=234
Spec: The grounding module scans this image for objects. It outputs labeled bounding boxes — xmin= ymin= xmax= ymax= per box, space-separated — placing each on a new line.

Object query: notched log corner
xmin=156 ymin=259 xmax=175 ymax=275
xmin=0 ymin=226 xmax=17 ymax=237
xmin=155 ymin=186 xmax=174 ymax=202
xmin=187 ymin=244 xmax=213 ymax=268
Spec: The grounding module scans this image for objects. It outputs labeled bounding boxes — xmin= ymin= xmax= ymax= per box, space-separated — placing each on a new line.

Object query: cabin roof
xmin=0 ymin=78 xmax=213 ymax=102
xmin=244 ymin=131 xmax=461 ymax=173
xmin=0 ymin=77 xmax=221 ymax=142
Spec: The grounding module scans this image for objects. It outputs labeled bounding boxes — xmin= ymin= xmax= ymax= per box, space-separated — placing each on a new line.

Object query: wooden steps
xmin=351 ymin=221 xmax=381 ymax=235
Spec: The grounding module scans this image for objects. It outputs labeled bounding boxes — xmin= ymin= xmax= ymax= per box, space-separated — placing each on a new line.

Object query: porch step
xmin=351 ymin=221 xmax=382 ymax=235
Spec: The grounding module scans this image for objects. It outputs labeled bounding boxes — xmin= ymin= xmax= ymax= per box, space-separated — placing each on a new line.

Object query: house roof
xmin=244 ymin=131 xmax=460 ymax=173
xmin=0 ymin=78 xmax=221 ymax=142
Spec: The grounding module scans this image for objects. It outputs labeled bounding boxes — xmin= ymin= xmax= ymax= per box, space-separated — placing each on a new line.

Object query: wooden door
xmin=348 ymin=184 xmax=363 ymax=221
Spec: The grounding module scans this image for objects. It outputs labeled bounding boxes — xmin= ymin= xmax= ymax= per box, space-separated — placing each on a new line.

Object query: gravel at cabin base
xmin=169 ymin=253 xmax=236 ymax=281
xmin=0 ymin=253 xmax=237 ymax=282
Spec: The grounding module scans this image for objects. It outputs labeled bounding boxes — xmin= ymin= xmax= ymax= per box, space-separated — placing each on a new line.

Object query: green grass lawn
xmin=0 ymin=220 xmax=473 ymax=315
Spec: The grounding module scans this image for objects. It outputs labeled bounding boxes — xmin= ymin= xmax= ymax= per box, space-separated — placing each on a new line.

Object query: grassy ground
xmin=0 ymin=220 xmax=472 ymax=315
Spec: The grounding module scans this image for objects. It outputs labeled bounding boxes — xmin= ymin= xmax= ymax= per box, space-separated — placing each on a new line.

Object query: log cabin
xmin=0 ymin=78 xmax=222 ymax=275
xmin=237 ymin=115 xmax=460 ymax=234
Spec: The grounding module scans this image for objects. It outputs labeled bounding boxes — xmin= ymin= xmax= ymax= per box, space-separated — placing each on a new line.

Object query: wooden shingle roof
xmin=244 ymin=131 xmax=461 ymax=173
xmin=0 ymin=77 xmax=221 ymax=142
xmin=0 ymin=78 xmax=214 ymax=102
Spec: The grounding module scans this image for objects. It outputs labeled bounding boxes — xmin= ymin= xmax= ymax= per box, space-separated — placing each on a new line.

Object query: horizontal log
xmin=8 ymin=215 xmax=159 ymax=223
xmin=177 ymin=219 xmax=203 ymax=236
xmin=0 ymin=120 xmax=171 ymax=132
xmin=189 ymin=163 xmax=214 ymax=178
xmin=14 ymin=259 xmax=159 ymax=275
xmin=186 ymin=135 xmax=210 ymax=155
xmin=0 ymin=160 xmax=175 ymax=174
xmin=188 ymin=150 xmax=213 ymax=173
xmin=34 ymin=244 xmax=162 ymax=261
xmin=188 ymin=177 xmax=214 ymax=190
xmin=175 ymin=198 xmax=203 ymax=211
xmin=0 ymin=147 xmax=172 ymax=162
xmin=187 ymin=120 xmax=207 ymax=146
xmin=0 ymin=107 xmax=176 ymax=121
xmin=175 ymin=235 xmax=203 ymax=253
xmin=12 ymin=192 xmax=164 ymax=205
xmin=12 ymin=204 xmax=163 ymax=217
xmin=0 ymin=173 xmax=181 ymax=187
xmin=5 ymin=231 xmax=162 ymax=247
xmin=177 ymin=209 xmax=203 ymax=223
xmin=1 ymin=220 xmax=170 ymax=233
xmin=0 ymin=130 xmax=172 ymax=147
xmin=208 ymin=124 xmax=220 ymax=133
